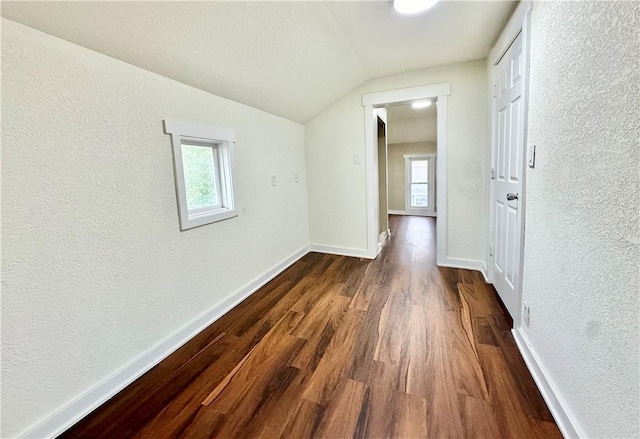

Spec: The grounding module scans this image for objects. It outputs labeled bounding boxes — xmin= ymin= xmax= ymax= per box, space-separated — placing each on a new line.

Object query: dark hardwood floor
xmin=62 ymin=215 xmax=561 ymax=439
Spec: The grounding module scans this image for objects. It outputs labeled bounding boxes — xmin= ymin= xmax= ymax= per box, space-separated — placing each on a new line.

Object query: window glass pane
xmin=181 ymin=144 xmax=218 ymax=210
xmin=411 ymin=160 xmax=428 ymax=183
xmin=411 ymin=183 xmax=428 ymax=207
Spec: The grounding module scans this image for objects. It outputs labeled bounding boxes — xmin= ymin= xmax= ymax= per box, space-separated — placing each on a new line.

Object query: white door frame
xmin=375 ymin=108 xmax=390 ymax=245
xmin=363 ymin=82 xmax=450 ymax=262
xmin=488 ymin=1 xmax=533 ymax=325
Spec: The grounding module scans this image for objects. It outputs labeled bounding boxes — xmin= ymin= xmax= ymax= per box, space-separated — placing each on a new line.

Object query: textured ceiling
xmin=1 ymin=1 xmax=516 ymax=123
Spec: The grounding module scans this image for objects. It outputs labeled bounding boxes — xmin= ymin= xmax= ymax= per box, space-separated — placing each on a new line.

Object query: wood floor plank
xmin=204 ymin=315 xmax=305 ymax=413
xmin=451 ymin=285 xmax=490 ymax=400
xmin=459 ymin=395 xmax=501 ymax=439
xmin=301 ymin=308 xmax=366 ymax=405
xmin=201 ymin=342 xmax=258 ymax=406
xmin=489 ymin=314 xmax=559 ymax=423
xmin=61 ymin=215 xmax=562 ymax=439
xmin=132 ymin=324 xmax=285 ymax=438
xmin=236 ymin=366 xmax=310 ymax=439
xmin=280 ymin=398 xmax=324 ymax=439
xmin=396 ymin=392 xmax=428 ymax=439
xmin=290 ymin=287 xmax=351 ymax=371
xmin=211 ymin=364 xmax=307 ymax=438
xmin=478 ymin=344 xmax=563 ymax=439
xmin=459 ymin=281 xmax=495 ymax=316
xmin=373 ymin=291 xmax=412 ymax=365
xmin=310 ymin=378 xmax=368 ymax=439
xmin=425 ymin=311 xmax=466 ymax=439
xmin=172 ymin=406 xmax=226 ymax=439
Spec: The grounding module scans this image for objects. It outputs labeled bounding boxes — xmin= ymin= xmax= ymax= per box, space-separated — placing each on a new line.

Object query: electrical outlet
xmin=270 ymin=174 xmax=277 ymax=186
xmin=294 ymin=173 xmax=299 ymax=183
xmin=523 ymin=303 xmax=531 ymax=327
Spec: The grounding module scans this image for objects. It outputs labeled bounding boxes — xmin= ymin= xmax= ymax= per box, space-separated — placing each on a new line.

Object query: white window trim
xmin=404 ymin=153 xmax=436 ymax=215
xmin=164 ymin=120 xmax=237 ymax=230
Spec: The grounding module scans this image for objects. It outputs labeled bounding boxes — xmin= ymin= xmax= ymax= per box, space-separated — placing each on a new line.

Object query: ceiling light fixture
xmin=393 ymin=0 xmax=440 ymax=15
xmin=411 ymin=100 xmax=432 ymax=109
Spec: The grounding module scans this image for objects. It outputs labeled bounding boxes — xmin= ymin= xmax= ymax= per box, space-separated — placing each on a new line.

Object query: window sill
xmin=182 ymin=209 xmax=238 ymax=230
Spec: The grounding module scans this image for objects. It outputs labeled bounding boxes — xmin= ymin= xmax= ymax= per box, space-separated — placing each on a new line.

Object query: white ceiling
xmin=1 ymin=1 xmax=516 ymax=123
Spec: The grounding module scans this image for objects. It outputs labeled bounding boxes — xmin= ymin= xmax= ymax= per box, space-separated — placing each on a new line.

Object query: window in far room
xmin=410 ymin=159 xmax=429 ymax=207
xmin=404 ymin=153 xmax=436 ymax=214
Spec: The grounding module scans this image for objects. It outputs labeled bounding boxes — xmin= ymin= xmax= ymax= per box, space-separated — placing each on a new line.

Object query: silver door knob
xmin=506 ymin=193 xmax=519 ymax=201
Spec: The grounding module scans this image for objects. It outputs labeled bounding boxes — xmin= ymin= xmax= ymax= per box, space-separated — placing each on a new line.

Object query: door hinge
xmin=489 ymin=244 xmax=494 ymax=257
xmin=492 ymin=83 xmax=497 ymax=98
xmin=491 ymin=167 xmax=496 ymax=180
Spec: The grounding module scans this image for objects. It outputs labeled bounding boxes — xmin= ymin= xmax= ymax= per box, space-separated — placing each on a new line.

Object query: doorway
xmin=384 ymin=100 xmax=438 ymax=219
xmin=377 ymin=113 xmax=390 ymax=248
xmin=363 ymin=82 xmax=450 ymax=263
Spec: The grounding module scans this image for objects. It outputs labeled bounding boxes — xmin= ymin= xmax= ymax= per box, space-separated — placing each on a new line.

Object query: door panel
xmin=498 ymin=107 xmax=507 ymax=180
xmin=509 ymin=97 xmax=521 ymax=183
xmin=494 ymin=201 xmax=505 ymax=273
xmin=491 ymin=32 xmax=525 ymax=318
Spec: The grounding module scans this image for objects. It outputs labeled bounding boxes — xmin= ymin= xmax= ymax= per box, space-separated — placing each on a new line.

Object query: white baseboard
xmin=377 ymin=230 xmax=390 ymax=254
xmin=512 ymin=328 xmax=584 ymax=439
xmin=439 ymin=257 xmax=485 ymax=274
xmin=308 ymin=244 xmax=374 ymax=259
xmin=440 ymin=258 xmax=491 ymax=284
xmin=388 ymin=210 xmax=436 ymax=217
xmin=479 ymin=261 xmax=490 ymax=282
xmin=19 ymin=245 xmax=311 ymax=439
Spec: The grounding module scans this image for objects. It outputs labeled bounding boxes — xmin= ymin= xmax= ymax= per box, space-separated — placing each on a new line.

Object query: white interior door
xmin=491 ymin=32 xmax=524 ymax=318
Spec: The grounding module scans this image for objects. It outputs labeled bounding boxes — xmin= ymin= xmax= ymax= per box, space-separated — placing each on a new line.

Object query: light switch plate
xmin=353 ymin=154 xmax=361 ymax=165
xmin=527 ymin=143 xmax=536 ymax=168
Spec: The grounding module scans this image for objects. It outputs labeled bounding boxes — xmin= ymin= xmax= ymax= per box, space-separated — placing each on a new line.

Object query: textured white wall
xmin=387 ymin=142 xmax=436 ymax=211
xmin=306 ymin=60 xmax=488 ymax=261
xmin=522 ymin=2 xmax=639 ymax=437
xmin=1 ymin=19 xmax=309 ymax=438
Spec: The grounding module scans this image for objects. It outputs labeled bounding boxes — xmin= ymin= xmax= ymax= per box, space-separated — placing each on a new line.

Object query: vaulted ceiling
xmin=1 ymin=1 xmax=517 ymax=123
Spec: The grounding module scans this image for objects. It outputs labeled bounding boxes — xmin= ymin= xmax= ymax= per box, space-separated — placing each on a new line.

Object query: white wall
xmin=520 ymin=2 xmax=639 ymax=437
xmin=1 ymin=19 xmax=309 ymax=438
xmin=387 ymin=106 xmax=437 ymax=144
xmin=306 ymin=60 xmax=488 ymax=261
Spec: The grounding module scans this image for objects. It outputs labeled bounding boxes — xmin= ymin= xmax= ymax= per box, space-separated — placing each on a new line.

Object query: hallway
xmin=63 ymin=215 xmax=561 ymax=438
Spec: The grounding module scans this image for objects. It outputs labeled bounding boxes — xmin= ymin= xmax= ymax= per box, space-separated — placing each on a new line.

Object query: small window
xmin=404 ymin=154 xmax=436 ymax=214
xmin=164 ymin=120 xmax=237 ymax=230
xmin=410 ymin=159 xmax=429 ymax=207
